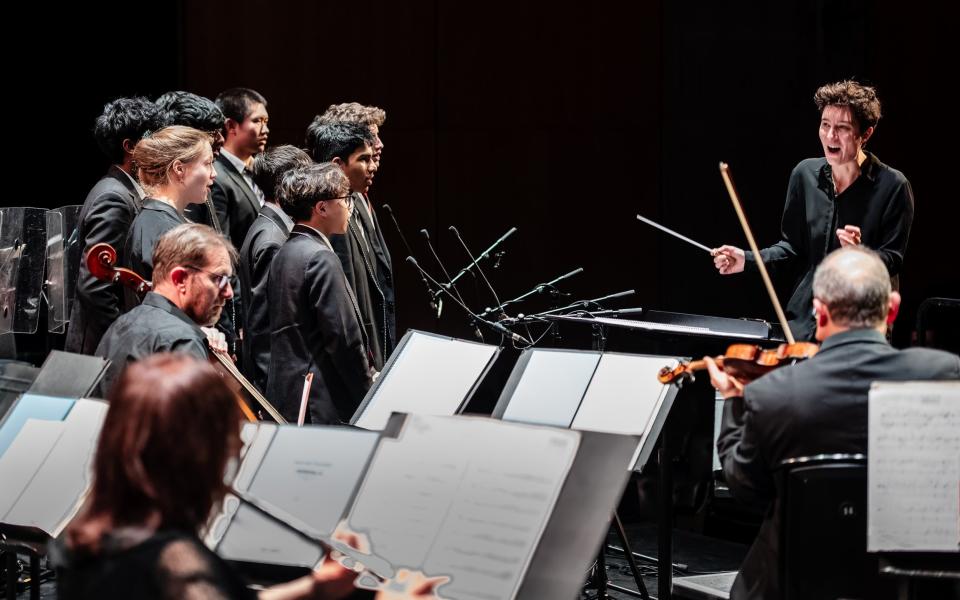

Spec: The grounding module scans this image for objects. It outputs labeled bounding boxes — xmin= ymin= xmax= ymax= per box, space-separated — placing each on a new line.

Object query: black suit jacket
xmin=718 ymin=328 xmax=960 ymax=600
xmin=266 ymin=225 xmax=371 ymax=424
xmin=238 ymin=204 xmax=291 ymax=392
xmin=65 ymin=166 xmax=142 ymax=355
xmin=330 ymin=193 xmax=395 ymax=370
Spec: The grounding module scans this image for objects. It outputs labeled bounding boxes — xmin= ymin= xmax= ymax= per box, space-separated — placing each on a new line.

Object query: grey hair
xmin=277 ymin=163 xmax=350 ymax=222
xmin=153 ymin=223 xmax=237 ymax=283
xmin=812 ymin=247 xmax=891 ymax=328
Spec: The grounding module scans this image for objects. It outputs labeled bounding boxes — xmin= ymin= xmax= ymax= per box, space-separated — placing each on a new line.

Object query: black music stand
xmin=492 ymin=347 xmax=683 ymax=599
xmin=344 ymin=412 xmax=641 ymax=600
xmin=350 ymin=329 xmax=500 ymax=430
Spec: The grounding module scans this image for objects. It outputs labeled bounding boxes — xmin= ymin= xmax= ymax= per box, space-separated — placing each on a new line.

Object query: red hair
xmin=67 ymin=354 xmax=242 ymax=553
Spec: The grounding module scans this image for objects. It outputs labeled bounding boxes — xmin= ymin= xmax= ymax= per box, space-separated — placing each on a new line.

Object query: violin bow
xmin=718 ymin=162 xmax=796 ymax=344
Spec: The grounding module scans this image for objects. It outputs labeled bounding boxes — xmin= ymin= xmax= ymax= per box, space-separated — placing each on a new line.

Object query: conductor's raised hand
xmin=711 ymin=245 xmax=745 ymax=275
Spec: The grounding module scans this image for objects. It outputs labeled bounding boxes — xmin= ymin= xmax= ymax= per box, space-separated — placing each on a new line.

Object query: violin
xmin=85 ymin=242 xmax=287 ymax=424
xmin=658 ymin=341 xmax=819 ymax=386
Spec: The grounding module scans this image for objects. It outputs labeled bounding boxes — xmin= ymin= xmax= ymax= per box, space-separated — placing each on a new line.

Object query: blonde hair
xmin=132 ymin=125 xmax=211 ymax=190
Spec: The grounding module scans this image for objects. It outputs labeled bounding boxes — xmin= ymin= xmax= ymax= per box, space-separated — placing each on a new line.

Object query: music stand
xmin=350 ymin=329 xmax=500 ymax=430
xmin=206 ymin=423 xmax=381 ymax=582
xmin=493 ymin=347 xmax=684 ymax=599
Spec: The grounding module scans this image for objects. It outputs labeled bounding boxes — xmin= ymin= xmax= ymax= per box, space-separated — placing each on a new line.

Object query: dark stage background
xmin=21 ymin=1 xmax=957 ymax=349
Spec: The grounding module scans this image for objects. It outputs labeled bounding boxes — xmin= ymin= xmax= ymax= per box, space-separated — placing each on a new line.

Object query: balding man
xmin=706 ymin=246 xmax=959 ymax=600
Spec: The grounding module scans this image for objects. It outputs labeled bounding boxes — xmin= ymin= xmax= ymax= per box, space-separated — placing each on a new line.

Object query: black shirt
xmin=94 ymin=292 xmax=207 ymax=398
xmin=50 ymin=529 xmax=256 ymax=600
xmin=746 ymin=153 xmax=914 ymax=340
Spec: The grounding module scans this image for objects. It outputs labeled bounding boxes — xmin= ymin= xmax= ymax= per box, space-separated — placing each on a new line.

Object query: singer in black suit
xmin=66 ymin=97 xmax=162 ymax=354
xmin=706 ymin=247 xmax=960 ymax=600
xmin=266 ymin=163 xmax=372 ymax=424
xmin=238 ymin=146 xmax=311 ymax=391
xmin=306 ymin=119 xmax=395 ymax=369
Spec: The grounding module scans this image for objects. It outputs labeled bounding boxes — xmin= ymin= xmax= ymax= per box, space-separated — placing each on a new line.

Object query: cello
xmin=85 ymin=242 xmax=287 ymax=424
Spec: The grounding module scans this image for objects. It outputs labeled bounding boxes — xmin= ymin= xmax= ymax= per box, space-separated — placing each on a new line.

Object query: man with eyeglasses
xmin=306 ymin=120 xmax=394 ymax=370
xmin=267 ymin=163 xmax=373 ymax=425
xmin=94 ymin=224 xmax=236 ymax=398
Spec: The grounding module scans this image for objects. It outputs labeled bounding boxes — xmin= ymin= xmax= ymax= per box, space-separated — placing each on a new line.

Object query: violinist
xmin=712 ymin=80 xmax=914 ymax=341
xmin=94 ymin=224 xmax=235 ymax=398
xmin=705 ymin=247 xmax=959 ymax=600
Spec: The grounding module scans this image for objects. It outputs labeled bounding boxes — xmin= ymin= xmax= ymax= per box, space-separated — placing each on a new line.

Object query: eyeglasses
xmin=185 ymin=265 xmax=231 ymax=291
xmin=323 ymin=194 xmax=354 ymax=210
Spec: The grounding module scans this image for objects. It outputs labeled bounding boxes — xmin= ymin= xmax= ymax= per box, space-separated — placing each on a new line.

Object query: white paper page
xmin=347 ymin=414 xmax=579 ymax=600
xmin=501 ymin=350 xmax=599 ymax=427
xmin=0 ymin=419 xmax=65 ymax=519
xmin=5 ymin=399 xmax=108 ymax=536
xmin=356 ymin=333 xmax=497 ymax=431
xmin=868 ymin=381 xmax=960 ymax=552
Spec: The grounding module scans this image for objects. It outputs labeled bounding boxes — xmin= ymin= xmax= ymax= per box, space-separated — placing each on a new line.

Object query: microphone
xmin=421 ymin=228 xmax=471 ymax=319
xmin=449 ymin=225 xmax=504 ymax=315
xmin=533 ymin=289 xmax=637 ymax=318
xmin=478 ymin=266 xmax=584 ymax=319
xmin=406 ymin=256 xmax=532 ymax=345
xmin=446 ymin=226 xmax=517 ymax=290
xmin=381 ymin=204 xmax=437 ymax=313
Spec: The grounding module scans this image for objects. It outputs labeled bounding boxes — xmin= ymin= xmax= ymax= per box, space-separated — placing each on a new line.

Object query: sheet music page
xmin=347 ymin=414 xmax=580 ymax=600
xmin=868 ymin=381 xmax=960 ymax=552
xmin=0 ymin=418 xmax=65 ymax=519
xmin=5 ymin=399 xmax=108 ymax=536
xmin=356 ymin=333 xmax=497 ymax=431
xmin=0 ymin=393 xmax=74 ymax=456
xmin=211 ymin=425 xmax=379 ymax=567
xmin=501 ymin=350 xmax=599 ymax=427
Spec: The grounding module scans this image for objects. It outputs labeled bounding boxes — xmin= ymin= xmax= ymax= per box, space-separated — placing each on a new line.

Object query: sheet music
xmin=211 ymin=424 xmax=379 ymax=567
xmin=4 ymin=399 xmax=108 ymax=536
xmin=0 ymin=418 xmax=65 ymax=519
xmin=570 ymin=353 xmax=676 ymax=468
xmin=0 ymin=393 xmax=74 ymax=456
xmin=347 ymin=414 xmax=580 ymax=600
xmin=500 ymin=350 xmax=599 ymax=427
xmin=355 ymin=333 xmax=497 ymax=430
xmin=868 ymin=381 xmax=960 ymax=552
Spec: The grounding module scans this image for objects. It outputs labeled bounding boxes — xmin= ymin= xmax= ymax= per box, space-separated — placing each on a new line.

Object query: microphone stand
xmin=406 ymin=256 xmax=532 ymax=346
xmin=478 ymin=267 xmax=583 ymax=319
xmin=380 ymin=204 xmax=438 ymax=314
xmin=438 ymin=226 xmax=516 ymax=301
xmin=528 ymin=289 xmax=637 ymax=319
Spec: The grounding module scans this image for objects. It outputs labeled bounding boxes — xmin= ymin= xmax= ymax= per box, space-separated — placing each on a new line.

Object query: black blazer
xmin=330 ymin=193 xmax=395 ymax=369
xmin=121 ymin=199 xmax=186 ymax=312
xmin=207 ymin=153 xmax=260 ymax=247
xmin=238 ymin=204 xmax=291 ymax=392
xmin=266 ymin=225 xmax=371 ymax=424
xmin=65 ymin=166 xmax=142 ymax=355
xmin=717 ymin=328 xmax=960 ymax=600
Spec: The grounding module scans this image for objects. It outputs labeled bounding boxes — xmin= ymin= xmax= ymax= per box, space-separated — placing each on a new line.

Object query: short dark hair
xmin=278 ymin=163 xmax=350 ymax=222
xmin=93 ymin=97 xmax=163 ymax=164
xmin=814 ymin=80 xmax=882 ymax=133
xmin=250 ymin=145 xmax=313 ymax=202
xmin=155 ymin=91 xmax=225 ymax=132
xmin=66 ymin=354 xmax=243 ymax=552
xmin=304 ymin=120 xmax=374 ymax=163
xmin=215 ymin=87 xmax=267 ymax=123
